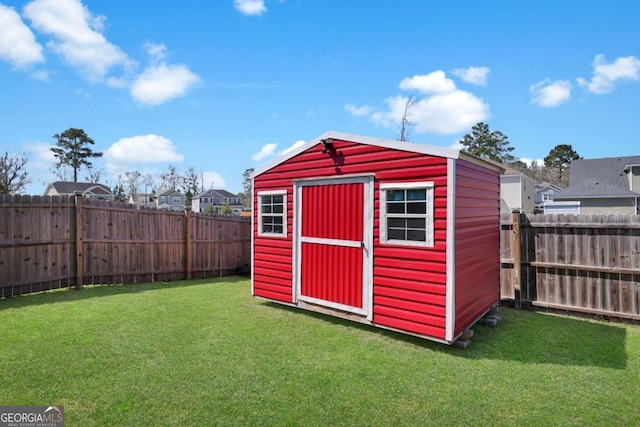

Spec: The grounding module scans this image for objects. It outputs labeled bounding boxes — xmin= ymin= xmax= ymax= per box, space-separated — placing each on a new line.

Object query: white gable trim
xmin=250 ymin=131 xmax=464 ymax=179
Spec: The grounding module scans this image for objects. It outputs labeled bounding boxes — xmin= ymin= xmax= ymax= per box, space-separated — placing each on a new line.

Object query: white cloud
xmin=279 ymin=140 xmax=305 ymax=156
xmin=130 ymin=63 xmax=200 ymax=106
xmin=20 ymin=141 xmax=58 ymax=188
xmin=252 ymin=143 xmax=277 ymax=161
xmin=202 ymin=171 xmax=226 ymax=188
xmin=399 ymin=70 xmax=456 ymax=94
xmin=448 ymin=140 xmax=463 ymax=151
xmin=371 ymin=90 xmax=489 ymax=135
xmin=143 ymin=41 xmax=168 ymax=63
xmin=577 ymin=54 xmax=640 ymax=94
xmin=23 ymin=141 xmax=55 ymax=171
xmin=530 ymin=79 xmax=572 ymax=108
xmin=344 ymin=103 xmax=374 ymax=117
xmin=452 ymin=66 xmax=490 ymax=86
xmin=349 ymin=70 xmax=489 ymax=135
xmin=104 ymin=135 xmax=184 ymax=165
xmin=0 ymin=4 xmax=44 ymax=68
xmin=234 ymin=0 xmax=267 ymax=15
xmin=23 ymin=0 xmax=129 ymax=81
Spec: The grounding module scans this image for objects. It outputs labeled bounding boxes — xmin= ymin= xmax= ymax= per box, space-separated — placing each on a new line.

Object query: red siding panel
xmin=374 ymin=315 xmax=446 ymax=340
xmin=302 ymin=183 xmax=363 ymax=241
xmin=453 ymin=159 xmax=501 ymax=337
xmin=301 ymin=243 xmax=363 ymax=308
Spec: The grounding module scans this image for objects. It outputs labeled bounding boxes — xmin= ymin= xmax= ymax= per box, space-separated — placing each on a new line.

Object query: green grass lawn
xmin=1 ymin=278 xmax=639 ymax=426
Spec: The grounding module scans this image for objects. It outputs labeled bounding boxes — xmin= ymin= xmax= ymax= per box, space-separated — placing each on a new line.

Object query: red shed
xmin=250 ymin=131 xmax=501 ymax=345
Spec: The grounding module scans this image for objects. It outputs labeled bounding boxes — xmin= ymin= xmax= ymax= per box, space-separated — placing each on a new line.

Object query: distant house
xmin=44 ymin=181 xmax=114 ymax=201
xmin=482 ymin=160 xmax=535 ymax=214
xmin=155 ymin=189 xmax=185 ymax=211
xmin=128 ymin=193 xmax=155 ymax=208
xmin=553 ymin=156 xmax=640 ymax=215
xmin=191 ymin=189 xmax=243 ymax=214
xmin=534 ymin=182 xmax=564 ymax=213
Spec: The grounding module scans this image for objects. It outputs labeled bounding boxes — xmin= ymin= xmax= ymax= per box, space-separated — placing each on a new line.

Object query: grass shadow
xmin=0 ymin=275 xmax=248 ymax=311
xmin=262 ymin=301 xmax=628 ymax=370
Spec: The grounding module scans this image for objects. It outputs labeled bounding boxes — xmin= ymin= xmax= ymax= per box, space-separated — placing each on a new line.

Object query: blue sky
xmin=1 ymin=0 xmax=639 ymax=195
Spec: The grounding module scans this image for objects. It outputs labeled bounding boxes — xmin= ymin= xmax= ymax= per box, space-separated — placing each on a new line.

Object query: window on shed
xmin=172 ymin=196 xmax=181 ymax=204
xmin=380 ymin=182 xmax=434 ymax=247
xmin=258 ymin=190 xmax=287 ymax=237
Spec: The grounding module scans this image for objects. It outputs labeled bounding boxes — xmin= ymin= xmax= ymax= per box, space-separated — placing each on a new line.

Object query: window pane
xmin=273 ymin=204 xmax=283 ymax=213
xmin=274 ymin=225 xmax=283 ymax=234
xmin=387 ymin=202 xmax=406 ymax=214
xmin=274 ymin=216 xmax=283 ymax=225
xmin=407 ymin=202 xmax=426 ymax=214
xmin=262 ymin=205 xmax=272 ymax=214
xmin=388 ymin=217 xmax=406 ymax=228
xmin=272 ymin=195 xmax=283 ymax=204
xmin=406 ymin=189 xmax=426 ymax=201
xmin=388 ymin=228 xmax=405 ymax=240
xmin=262 ymin=223 xmax=273 ymax=233
xmin=262 ymin=195 xmax=272 ymax=204
xmin=407 ymin=229 xmax=426 ymax=241
xmin=407 ymin=218 xmax=426 ymax=229
xmin=387 ymin=190 xmax=405 ymax=202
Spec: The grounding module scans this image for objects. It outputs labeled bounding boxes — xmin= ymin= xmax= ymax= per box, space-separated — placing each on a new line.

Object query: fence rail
xmin=0 ymin=195 xmax=251 ymax=297
xmin=501 ymin=212 xmax=640 ymax=321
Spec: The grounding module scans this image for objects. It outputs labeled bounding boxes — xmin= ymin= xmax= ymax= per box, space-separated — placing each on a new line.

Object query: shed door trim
xmin=293 ymin=175 xmax=374 ymax=319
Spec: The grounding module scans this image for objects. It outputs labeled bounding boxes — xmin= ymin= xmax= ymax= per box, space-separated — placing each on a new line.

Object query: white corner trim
xmin=445 ymin=158 xmax=456 ymax=343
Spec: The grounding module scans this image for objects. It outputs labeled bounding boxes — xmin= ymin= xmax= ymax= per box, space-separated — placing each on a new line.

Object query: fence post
xmin=511 ymin=208 xmax=521 ymax=308
xmin=185 ymin=208 xmax=192 ymax=280
xmin=75 ymin=193 xmax=84 ymax=290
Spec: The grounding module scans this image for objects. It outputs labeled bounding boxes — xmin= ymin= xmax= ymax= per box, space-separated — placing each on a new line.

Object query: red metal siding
xmin=301 ymin=243 xmax=363 ymax=308
xmin=302 ymin=183 xmax=363 ymax=241
xmin=252 ymin=192 xmax=294 ymax=303
xmin=453 ymin=159 xmax=501 ymax=337
xmin=253 ymin=139 xmax=451 ymax=340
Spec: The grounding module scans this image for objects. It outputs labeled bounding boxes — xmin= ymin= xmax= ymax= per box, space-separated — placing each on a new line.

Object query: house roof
xmin=250 ymin=131 xmax=502 ymax=179
xmin=535 ymin=182 xmax=563 ymax=192
xmin=156 ymin=188 xmax=182 ymax=197
xmin=45 ymin=181 xmax=112 ymax=195
xmin=193 ymin=189 xmax=238 ymax=199
xmin=555 ymin=156 xmax=640 ymax=199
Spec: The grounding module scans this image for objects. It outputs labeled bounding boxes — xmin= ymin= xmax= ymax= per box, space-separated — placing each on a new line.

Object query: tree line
xmin=0 ymin=128 xmax=233 ymax=206
xmin=458 ymin=122 xmax=581 ymax=187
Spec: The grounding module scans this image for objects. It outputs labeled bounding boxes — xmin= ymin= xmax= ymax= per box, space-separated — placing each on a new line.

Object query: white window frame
xmin=258 ymin=190 xmax=287 ymax=237
xmin=172 ymin=196 xmax=181 ymax=204
xmin=380 ymin=182 xmax=434 ymax=247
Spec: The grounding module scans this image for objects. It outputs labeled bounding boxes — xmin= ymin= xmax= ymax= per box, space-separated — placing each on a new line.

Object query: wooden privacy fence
xmin=0 ymin=195 xmax=251 ymax=297
xmin=501 ymin=212 xmax=640 ymax=321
